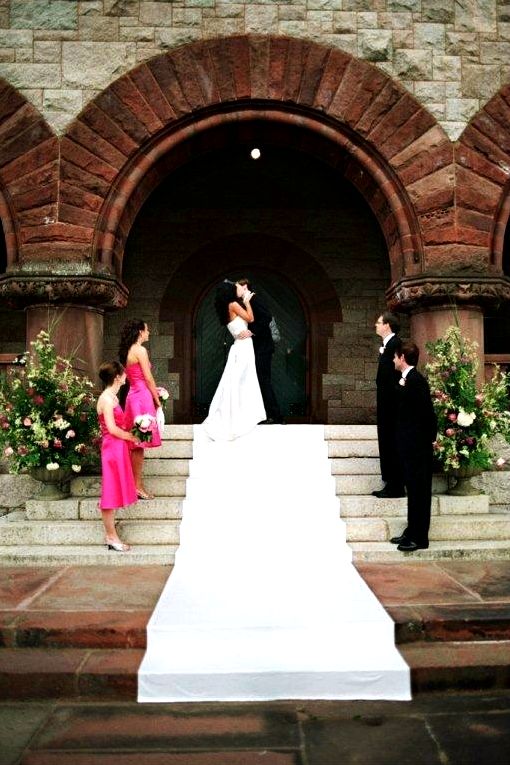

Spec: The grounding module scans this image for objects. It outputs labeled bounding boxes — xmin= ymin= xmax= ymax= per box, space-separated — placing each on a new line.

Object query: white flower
xmin=398 ymin=378 xmax=406 ymax=386
xmin=4 ymin=446 xmax=13 ymax=457
xmin=54 ymin=418 xmax=70 ymax=430
xmin=71 ymin=464 xmax=81 ymax=473
xmin=457 ymin=409 xmax=476 ymax=427
xmin=157 ymin=386 xmax=170 ymax=401
xmin=134 ymin=414 xmax=154 ymax=431
xmin=46 ymin=462 xmax=60 ymax=471
xmin=496 ymin=457 xmax=506 ymax=468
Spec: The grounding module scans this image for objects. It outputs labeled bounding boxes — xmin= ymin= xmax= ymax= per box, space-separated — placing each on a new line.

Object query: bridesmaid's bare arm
xmin=131 ymin=345 xmax=161 ymax=408
xmin=99 ymin=395 xmax=138 ymax=442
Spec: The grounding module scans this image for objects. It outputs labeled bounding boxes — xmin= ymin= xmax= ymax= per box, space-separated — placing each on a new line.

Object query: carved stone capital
xmin=0 ymin=274 xmax=129 ymax=310
xmin=386 ymin=275 xmax=510 ymax=312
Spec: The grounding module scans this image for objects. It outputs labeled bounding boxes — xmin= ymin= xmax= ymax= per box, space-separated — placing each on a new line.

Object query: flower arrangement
xmin=0 ymin=330 xmax=99 ymax=474
xmin=157 ymin=386 xmax=169 ymax=406
xmin=426 ymin=326 xmax=510 ymax=473
xmin=132 ymin=414 xmax=157 ymax=442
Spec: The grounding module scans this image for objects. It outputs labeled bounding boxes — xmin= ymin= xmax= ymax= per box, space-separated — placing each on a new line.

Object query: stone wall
xmin=0 ymin=1 xmax=508 ymax=140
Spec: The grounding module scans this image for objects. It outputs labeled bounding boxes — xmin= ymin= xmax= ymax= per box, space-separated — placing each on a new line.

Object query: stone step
xmin=142 ymin=441 xmax=193 ymax=459
xmin=0 ymin=520 xmax=180 ymax=546
xmin=346 ymin=513 xmax=510 ymax=543
xmin=0 ymin=545 xmax=177 ymax=566
xmin=335 ymin=474 xmax=449 ymax=494
xmin=324 ymin=425 xmax=377 ymax=440
xmin=161 ymin=425 xmax=194 ymax=440
xmin=328 ymin=441 xmax=379 ymax=458
xmin=350 ymin=540 xmax=510 ymax=562
xmin=24 ymin=498 xmax=184 ymax=521
xmin=1 ymin=640 xmax=509 ymax=699
xmin=71 ymin=475 xmax=190 ymax=498
xmin=340 ymin=495 xmax=490 ymax=517
xmin=143 ymin=459 xmax=190 ymax=476
xmin=330 ymin=458 xmax=380 ymax=475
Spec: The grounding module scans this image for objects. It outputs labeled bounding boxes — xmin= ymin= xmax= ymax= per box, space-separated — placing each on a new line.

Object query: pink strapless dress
xmin=99 ymin=406 xmax=137 ymax=510
xmin=124 ymin=363 xmax=162 ymax=449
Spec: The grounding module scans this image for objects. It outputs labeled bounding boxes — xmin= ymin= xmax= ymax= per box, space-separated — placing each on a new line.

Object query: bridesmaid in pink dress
xmin=96 ymin=361 xmax=139 ymax=552
xmin=119 ymin=320 xmax=163 ymax=500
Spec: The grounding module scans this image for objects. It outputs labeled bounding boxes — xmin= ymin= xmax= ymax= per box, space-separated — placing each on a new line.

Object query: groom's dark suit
xmin=376 ymin=334 xmax=404 ymax=492
xmin=396 ymin=367 xmax=437 ymax=546
xmin=248 ymin=295 xmax=281 ymax=423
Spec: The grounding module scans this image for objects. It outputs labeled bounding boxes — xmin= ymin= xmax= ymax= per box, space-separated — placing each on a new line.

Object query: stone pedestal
xmin=410 ymin=305 xmax=484 ymax=381
xmin=26 ymin=304 xmax=104 ymax=381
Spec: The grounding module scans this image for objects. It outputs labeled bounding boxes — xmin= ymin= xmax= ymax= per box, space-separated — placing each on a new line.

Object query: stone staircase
xmin=0 ymin=425 xmax=509 ymax=565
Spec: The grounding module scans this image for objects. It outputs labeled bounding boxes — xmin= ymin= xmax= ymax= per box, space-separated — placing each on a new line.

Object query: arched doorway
xmin=195 ymin=268 xmax=308 ymax=421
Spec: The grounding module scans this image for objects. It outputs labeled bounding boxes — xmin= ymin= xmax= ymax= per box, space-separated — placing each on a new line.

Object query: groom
xmin=235 ymin=279 xmax=283 ymax=424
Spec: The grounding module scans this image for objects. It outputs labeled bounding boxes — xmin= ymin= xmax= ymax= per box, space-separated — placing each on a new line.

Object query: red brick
xmin=474 ymin=100 xmax=510 ymax=154
xmin=187 ymin=42 xmax=222 ymax=105
xmin=456 ymin=143 xmax=508 ymax=186
xmin=130 ymin=64 xmax=176 ymax=123
xmin=11 ymin=181 xmax=58 ymax=212
xmin=283 ymin=38 xmax=310 ymax=102
xmin=297 ymin=43 xmax=330 ymax=107
xmin=67 ymin=120 xmax=127 ymax=169
xmin=59 ymin=203 xmax=99 ymax=229
xmin=168 ymin=46 xmax=208 ymax=112
xmin=111 ymin=75 xmax=164 ymax=134
xmin=0 ymin=648 xmax=83 ymax=699
xmin=460 ymin=123 xmax=510 ymax=168
xmin=456 ymin=165 xmax=501 ymax=214
xmin=7 ymin=160 xmax=58 ymax=197
xmin=367 ymin=92 xmax=419 ymax=148
xmin=0 ymin=81 xmax=26 ymax=122
xmin=355 ymin=79 xmax=403 ymax=136
xmin=21 ymin=221 xmax=92 ymax=245
xmin=78 ymin=649 xmax=142 ymax=699
xmin=0 ymin=137 xmax=58 ymax=185
xmin=226 ymin=36 xmax=251 ymax=100
xmin=328 ymin=57 xmax=371 ymax=122
xmin=379 ymin=108 xmax=436 ymax=160
xmin=60 ymin=181 xmax=104 ymax=214
xmin=79 ymin=103 xmax=138 ymax=157
xmin=61 ymin=137 xmax=118 ymax=183
xmin=396 ymin=138 xmax=453 ymax=187
xmin=0 ymin=119 xmax=54 ymax=170
xmin=20 ymin=242 xmax=92 ymax=261
xmin=407 ymin=165 xmax=455 ymax=215
xmin=249 ymin=36 xmax=270 ymax=100
xmin=94 ymin=90 xmax=150 ymax=145
xmin=147 ymin=55 xmax=191 ymax=117
xmin=61 ymin=158 xmax=111 ymax=198
xmin=16 ymin=203 xmax=58 ymax=228
xmin=342 ymin=66 xmax=389 ymax=128
xmin=313 ymin=47 xmax=351 ymax=111
xmin=207 ymin=38 xmax=237 ymax=102
xmin=13 ymin=610 xmax=149 ymax=649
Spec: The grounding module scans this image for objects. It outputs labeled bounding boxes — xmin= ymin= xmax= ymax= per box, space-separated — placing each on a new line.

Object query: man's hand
xmin=236 ymin=330 xmax=253 ymax=340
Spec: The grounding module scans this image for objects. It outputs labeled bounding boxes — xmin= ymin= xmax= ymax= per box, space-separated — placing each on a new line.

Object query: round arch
xmin=158 ymin=233 xmax=341 ymax=423
xmin=60 ymin=35 xmax=452 ymax=283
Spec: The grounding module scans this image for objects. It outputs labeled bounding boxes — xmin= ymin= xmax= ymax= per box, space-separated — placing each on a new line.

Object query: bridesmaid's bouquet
xmin=132 ymin=414 xmax=156 ymax=443
xmin=156 ymin=387 xmax=170 ymax=437
xmin=157 ymin=387 xmax=170 ymax=407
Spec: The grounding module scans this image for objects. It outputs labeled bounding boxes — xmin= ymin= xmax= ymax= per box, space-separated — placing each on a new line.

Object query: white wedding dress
xmin=203 ymin=315 xmax=266 ymax=441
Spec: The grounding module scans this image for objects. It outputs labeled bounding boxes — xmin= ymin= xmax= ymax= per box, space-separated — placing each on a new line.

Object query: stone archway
xmin=159 ymin=233 xmax=341 ymax=423
xmin=58 ymin=35 xmax=449 ymax=283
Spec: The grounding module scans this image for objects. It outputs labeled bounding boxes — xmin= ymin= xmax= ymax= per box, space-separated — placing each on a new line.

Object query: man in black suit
xmin=236 ymin=279 xmax=282 ymax=424
xmin=372 ymin=312 xmax=405 ymax=498
xmin=391 ymin=340 xmax=438 ymax=553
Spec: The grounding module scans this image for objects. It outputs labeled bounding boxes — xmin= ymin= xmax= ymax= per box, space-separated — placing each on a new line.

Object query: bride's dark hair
xmin=118 ymin=319 xmax=146 ymax=365
xmin=214 ymin=280 xmax=238 ymax=326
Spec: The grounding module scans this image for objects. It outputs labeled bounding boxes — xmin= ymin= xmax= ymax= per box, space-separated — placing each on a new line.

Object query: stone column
xmin=26 ymin=304 xmax=104 ymax=381
xmin=410 ymin=305 xmax=484 ymax=380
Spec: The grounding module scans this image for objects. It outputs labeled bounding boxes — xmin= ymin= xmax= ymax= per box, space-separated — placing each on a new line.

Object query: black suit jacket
xmin=396 ymin=367 xmax=437 ymax=451
xmin=248 ymin=295 xmax=274 ymax=355
xmin=376 ymin=334 xmax=401 ymax=410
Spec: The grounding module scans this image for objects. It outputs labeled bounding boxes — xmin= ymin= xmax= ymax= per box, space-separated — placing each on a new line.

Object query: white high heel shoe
xmin=105 ymin=539 xmax=131 ymax=552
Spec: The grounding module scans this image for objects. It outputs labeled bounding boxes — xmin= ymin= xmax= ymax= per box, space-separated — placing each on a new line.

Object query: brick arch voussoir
xmin=63 ymin=36 xmax=450 ymax=277
xmin=458 ymin=84 xmax=510 ymax=269
xmin=0 ymin=77 xmax=57 ymax=267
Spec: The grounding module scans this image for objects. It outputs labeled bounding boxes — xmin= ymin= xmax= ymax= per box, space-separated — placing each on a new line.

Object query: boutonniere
xmin=379 ymin=346 xmax=384 ymax=354
xmin=399 ymin=378 xmax=406 ymax=386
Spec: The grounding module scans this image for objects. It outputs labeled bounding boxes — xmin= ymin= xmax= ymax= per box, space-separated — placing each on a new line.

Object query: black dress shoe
xmin=397 ymin=540 xmax=429 ymax=552
xmin=390 ymin=534 xmax=408 ymax=545
xmin=259 ymin=418 xmax=275 ymax=424
xmin=372 ymin=488 xmax=406 ymax=499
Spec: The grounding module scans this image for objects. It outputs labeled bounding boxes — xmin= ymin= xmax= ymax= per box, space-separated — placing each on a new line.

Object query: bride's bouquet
xmin=132 ymin=413 xmax=156 ymax=443
xmin=156 ymin=387 xmax=170 ymax=436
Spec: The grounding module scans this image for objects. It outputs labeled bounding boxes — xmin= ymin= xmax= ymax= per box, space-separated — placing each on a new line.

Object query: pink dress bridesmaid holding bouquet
xmin=119 ymin=319 xmax=163 ymax=500
xmin=96 ymin=361 xmax=139 ymax=552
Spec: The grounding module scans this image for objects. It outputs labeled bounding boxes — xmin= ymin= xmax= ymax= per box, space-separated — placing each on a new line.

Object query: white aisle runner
xmin=138 ymin=425 xmax=411 ymax=702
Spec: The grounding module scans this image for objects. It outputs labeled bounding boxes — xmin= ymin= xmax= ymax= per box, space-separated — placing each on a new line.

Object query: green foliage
xmin=0 ymin=331 xmax=99 ymax=474
xmin=426 ymin=326 xmax=510 ymax=472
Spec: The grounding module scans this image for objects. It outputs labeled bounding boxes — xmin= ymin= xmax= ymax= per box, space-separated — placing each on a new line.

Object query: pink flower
xmin=496 ymin=458 xmax=506 ymax=468
xmin=27 ymin=387 xmax=35 ymax=396
xmin=448 ymin=413 xmax=457 ymax=422
xmin=23 ymin=417 xmax=32 ymax=427
xmin=17 ymin=446 xmax=28 ymax=456
xmin=445 ymin=428 xmax=455 ymax=437
xmin=3 ymin=446 xmax=13 ymax=457
xmin=475 ymin=394 xmax=484 ymax=405
xmin=34 ymin=395 xmax=44 ymax=405
xmin=53 ymin=439 xmax=62 ymax=449
xmin=1 ymin=422 xmax=9 ymax=430
xmin=65 ymin=430 xmax=75 ymax=439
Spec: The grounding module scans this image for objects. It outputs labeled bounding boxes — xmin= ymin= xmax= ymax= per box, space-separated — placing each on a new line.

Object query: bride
xmin=203 ymin=280 xmax=266 ymax=440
